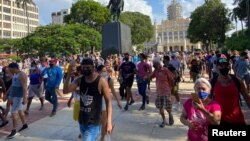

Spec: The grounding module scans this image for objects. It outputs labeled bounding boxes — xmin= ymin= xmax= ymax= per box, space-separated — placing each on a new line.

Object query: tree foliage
xmin=225 ymin=30 xmax=250 ymax=51
xmin=17 ymin=24 xmax=101 ymax=57
xmin=187 ymin=0 xmax=231 ymax=47
xmin=64 ymin=0 xmax=109 ymax=31
xmin=120 ymin=12 xmax=154 ymax=45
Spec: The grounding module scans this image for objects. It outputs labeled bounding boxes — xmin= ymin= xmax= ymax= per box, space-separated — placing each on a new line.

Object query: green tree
xmin=64 ymin=0 xmax=109 ymax=31
xmin=225 ymin=30 xmax=250 ymax=51
xmin=120 ymin=12 xmax=154 ymax=45
xmin=187 ymin=0 xmax=231 ymax=51
xmin=17 ymin=24 xmax=101 ymax=57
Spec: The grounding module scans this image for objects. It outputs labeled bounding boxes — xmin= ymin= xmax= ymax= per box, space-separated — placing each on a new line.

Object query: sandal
xmin=169 ymin=114 xmax=174 ymax=126
xmin=159 ymin=121 xmax=166 ymax=128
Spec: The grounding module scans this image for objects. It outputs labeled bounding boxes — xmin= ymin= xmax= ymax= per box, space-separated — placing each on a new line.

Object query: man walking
xmin=149 ymin=60 xmax=175 ymax=127
xmin=42 ymin=58 xmax=63 ymax=117
xmin=7 ymin=63 xmax=28 ymax=139
xmin=63 ymin=58 xmax=113 ymax=141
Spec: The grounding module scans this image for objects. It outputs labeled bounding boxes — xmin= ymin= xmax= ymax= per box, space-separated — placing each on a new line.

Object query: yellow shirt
xmin=63 ymin=63 xmax=69 ymax=73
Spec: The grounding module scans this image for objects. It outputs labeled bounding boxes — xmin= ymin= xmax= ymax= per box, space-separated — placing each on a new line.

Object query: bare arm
xmin=63 ymin=64 xmax=78 ymax=94
xmin=239 ymin=79 xmax=250 ymax=109
xmin=19 ymin=72 xmax=28 ymax=104
xmin=63 ymin=76 xmax=79 ymax=94
xmin=100 ymin=77 xmax=113 ymax=133
xmin=180 ymin=108 xmax=191 ymax=127
xmin=109 ymin=78 xmax=122 ymax=109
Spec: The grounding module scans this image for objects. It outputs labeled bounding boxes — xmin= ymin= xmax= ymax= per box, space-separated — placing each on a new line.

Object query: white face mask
xmin=30 ymin=67 xmax=36 ymax=70
xmin=101 ymin=72 xmax=108 ymax=78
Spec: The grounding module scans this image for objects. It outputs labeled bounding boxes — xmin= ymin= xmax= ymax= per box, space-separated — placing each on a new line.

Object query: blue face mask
xmin=198 ymin=91 xmax=209 ymax=100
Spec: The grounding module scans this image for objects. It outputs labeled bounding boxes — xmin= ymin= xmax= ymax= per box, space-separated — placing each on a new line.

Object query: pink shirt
xmin=183 ymin=99 xmax=221 ymax=141
xmin=137 ymin=61 xmax=150 ymax=78
xmin=152 ymin=67 xmax=174 ymax=96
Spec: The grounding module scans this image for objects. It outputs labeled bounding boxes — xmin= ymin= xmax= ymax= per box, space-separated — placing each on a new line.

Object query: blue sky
xmin=33 ymin=0 xmax=242 ymax=34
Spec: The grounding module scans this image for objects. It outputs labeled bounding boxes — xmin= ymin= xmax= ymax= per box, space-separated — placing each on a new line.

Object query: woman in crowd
xmin=97 ymin=65 xmax=122 ymax=141
xmin=180 ymin=78 xmax=221 ymax=141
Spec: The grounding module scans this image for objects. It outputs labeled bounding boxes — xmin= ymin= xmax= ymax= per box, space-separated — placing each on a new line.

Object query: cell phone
xmin=191 ymin=93 xmax=201 ymax=104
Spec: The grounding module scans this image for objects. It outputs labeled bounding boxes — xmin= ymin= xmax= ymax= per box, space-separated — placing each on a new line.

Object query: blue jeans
xmin=137 ymin=79 xmax=148 ymax=106
xmin=45 ymin=87 xmax=58 ymax=112
xmin=79 ymin=124 xmax=101 ymax=141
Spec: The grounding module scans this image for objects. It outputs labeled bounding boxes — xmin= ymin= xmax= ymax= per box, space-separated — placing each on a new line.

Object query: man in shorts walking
xmin=149 ymin=60 xmax=175 ymax=127
xmin=7 ymin=63 xmax=28 ymax=139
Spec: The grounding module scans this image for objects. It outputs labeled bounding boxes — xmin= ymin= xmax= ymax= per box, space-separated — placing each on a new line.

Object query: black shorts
xmin=123 ymin=78 xmax=134 ymax=88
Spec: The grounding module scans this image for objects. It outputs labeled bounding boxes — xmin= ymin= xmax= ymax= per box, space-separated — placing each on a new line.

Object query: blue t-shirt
xmin=29 ymin=73 xmax=41 ymax=85
xmin=42 ymin=66 xmax=63 ymax=88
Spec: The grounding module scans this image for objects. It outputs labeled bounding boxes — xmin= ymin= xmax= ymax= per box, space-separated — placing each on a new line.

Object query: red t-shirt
xmin=213 ymin=80 xmax=245 ymax=124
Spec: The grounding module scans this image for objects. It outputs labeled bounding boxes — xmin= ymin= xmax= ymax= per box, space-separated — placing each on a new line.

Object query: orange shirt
xmin=152 ymin=67 xmax=174 ymax=96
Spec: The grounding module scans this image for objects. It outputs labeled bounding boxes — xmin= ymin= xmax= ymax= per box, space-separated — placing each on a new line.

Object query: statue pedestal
xmin=102 ymin=22 xmax=132 ymax=59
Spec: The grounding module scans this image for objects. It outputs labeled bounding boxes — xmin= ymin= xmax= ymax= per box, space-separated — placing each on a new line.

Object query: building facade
xmin=51 ymin=9 xmax=70 ymax=25
xmin=0 ymin=0 xmax=39 ymax=39
xmin=146 ymin=0 xmax=201 ymax=53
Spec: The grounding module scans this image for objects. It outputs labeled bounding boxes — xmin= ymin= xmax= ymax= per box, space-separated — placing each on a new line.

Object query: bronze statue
xmin=107 ymin=0 xmax=124 ymax=22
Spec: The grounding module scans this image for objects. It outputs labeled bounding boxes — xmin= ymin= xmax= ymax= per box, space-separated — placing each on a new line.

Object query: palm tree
xmin=229 ymin=9 xmax=239 ymax=36
xmin=15 ymin=0 xmax=35 ymax=35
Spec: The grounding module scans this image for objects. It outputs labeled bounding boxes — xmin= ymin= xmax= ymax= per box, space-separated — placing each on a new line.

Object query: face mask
xmin=101 ymin=72 xmax=108 ymax=77
xmin=124 ymin=57 xmax=129 ymax=62
xmin=82 ymin=69 xmax=92 ymax=76
xmin=219 ymin=67 xmax=229 ymax=76
xmin=198 ymin=91 xmax=209 ymax=100
xmin=49 ymin=63 xmax=53 ymax=67
xmin=30 ymin=67 xmax=36 ymax=70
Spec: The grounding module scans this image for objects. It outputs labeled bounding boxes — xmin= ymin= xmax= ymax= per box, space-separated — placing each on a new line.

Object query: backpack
xmin=210 ymin=74 xmax=242 ymax=106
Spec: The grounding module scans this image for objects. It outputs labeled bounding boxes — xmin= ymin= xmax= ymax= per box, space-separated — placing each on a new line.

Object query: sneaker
xmin=50 ymin=111 xmax=56 ymax=117
xmin=124 ymin=104 xmax=128 ymax=111
xmin=18 ymin=124 xmax=28 ymax=132
xmin=0 ymin=120 xmax=9 ymax=128
xmin=159 ymin=121 xmax=166 ymax=128
xmin=7 ymin=129 xmax=18 ymax=139
xmin=138 ymin=105 xmax=145 ymax=111
xmin=129 ymin=100 xmax=135 ymax=105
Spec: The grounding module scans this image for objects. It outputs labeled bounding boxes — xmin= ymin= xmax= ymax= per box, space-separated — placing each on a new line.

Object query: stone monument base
xmin=102 ymin=22 xmax=132 ymax=59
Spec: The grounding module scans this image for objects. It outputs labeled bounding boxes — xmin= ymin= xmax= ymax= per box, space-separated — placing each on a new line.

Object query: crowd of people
xmin=0 ymin=49 xmax=249 ymax=141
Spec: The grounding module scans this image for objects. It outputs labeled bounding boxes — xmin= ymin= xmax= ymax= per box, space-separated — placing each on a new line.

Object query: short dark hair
xmin=139 ymin=53 xmax=147 ymax=59
xmin=8 ymin=62 xmax=19 ymax=69
xmin=81 ymin=58 xmax=94 ymax=66
xmin=97 ymin=65 xmax=105 ymax=72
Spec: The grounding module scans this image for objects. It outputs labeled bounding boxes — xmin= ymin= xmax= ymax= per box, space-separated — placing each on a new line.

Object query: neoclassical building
xmin=0 ymin=0 xmax=39 ymax=38
xmin=145 ymin=0 xmax=201 ymax=53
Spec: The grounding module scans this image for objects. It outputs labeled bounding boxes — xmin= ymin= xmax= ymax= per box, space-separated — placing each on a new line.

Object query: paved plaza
xmin=0 ymin=74 xmax=249 ymax=141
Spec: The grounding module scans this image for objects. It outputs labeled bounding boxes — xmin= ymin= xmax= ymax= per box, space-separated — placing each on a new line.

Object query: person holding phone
xmin=180 ymin=77 xmax=221 ymax=141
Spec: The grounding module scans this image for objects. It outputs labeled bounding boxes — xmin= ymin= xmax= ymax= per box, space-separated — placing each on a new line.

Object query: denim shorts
xmin=10 ymin=97 xmax=23 ymax=113
xmin=79 ymin=123 xmax=101 ymax=141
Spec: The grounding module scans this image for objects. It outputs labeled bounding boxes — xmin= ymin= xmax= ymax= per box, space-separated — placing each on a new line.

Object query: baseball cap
xmin=49 ymin=58 xmax=58 ymax=64
xmin=217 ymin=54 xmax=229 ymax=64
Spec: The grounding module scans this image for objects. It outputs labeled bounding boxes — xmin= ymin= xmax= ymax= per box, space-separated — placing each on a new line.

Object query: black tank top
xmin=79 ymin=75 xmax=102 ymax=125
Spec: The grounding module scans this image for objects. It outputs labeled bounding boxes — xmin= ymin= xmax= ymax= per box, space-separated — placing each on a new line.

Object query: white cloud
xmin=95 ymin=0 xmax=153 ymax=20
xmin=34 ymin=0 xmax=74 ymax=25
xmin=158 ymin=0 xmax=243 ymax=35
xmin=34 ymin=0 xmax=153 ymax=25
